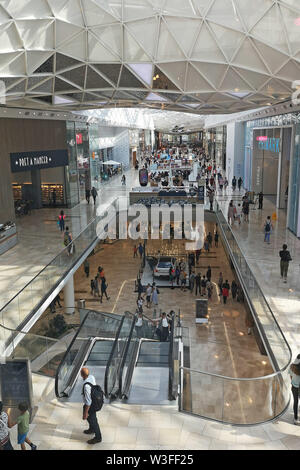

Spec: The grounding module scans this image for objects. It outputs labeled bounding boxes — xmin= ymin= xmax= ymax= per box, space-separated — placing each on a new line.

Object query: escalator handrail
xmin=104 ymin=315 xmax=126 ymax=397
xmin=117 ymin=314 xmax=138 ymax=398
xmin=55 ymin=310 xmax=91 ymax=398
xmin=168 ymin=313 xmax=176 ymax=401
xmin=55 ymin=310 xmax=122 ymax=398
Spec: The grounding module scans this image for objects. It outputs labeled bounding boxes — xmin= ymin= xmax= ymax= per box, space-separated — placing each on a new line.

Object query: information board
xmin=0 ymin=360 xmax=33 ymax=411
xmin=196 ymin=299 xmax=208 ymax=324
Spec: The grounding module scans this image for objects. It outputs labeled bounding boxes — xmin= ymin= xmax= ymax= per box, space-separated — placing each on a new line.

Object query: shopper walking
xmin=207 ymin=232 xmax=213 ymax=249
xmin=242 ymin=199 xmax=249 ymax=223
xmin=11 ymin=402 xmax=37 ymax=451
xmin=218 ymin=272 xmax=223 ymax=296
xmin=58 ymin=210 xmax=66 ymax=232
xmin=100 ymin=278 xmax=110 ymax=303
xmin=228 ymin=201 xmax=235 ymax=226
xmin=86 ymin=189 xmax=91 ymax=204
xmin=0 ymin=401 xmax=13 ymax=450
xmin=214 ymin=231 xmax=219 ymax=248
xmin=258 ymin=192 xmax=264 ymax=210
xmin=208 ymin=190 xmax=214 ymax=211
xmin=195 ymin=272 xmax=201 ymax=296
xmin=231 ymin=280 xmax=238 ymax=300
xmin=279 ymin=244 xmax=292 ymax=283
xmin=146 ymin=284 xmax=152 ymax=308
xmin=138 ymin=243 xmax=144 ymax=259
xmin=189 ymin=271 xmax=195 ymax=293
xmin=264 ymin=216 xmax=273 ymax=244
xmin=236 ymin=204 xmax=242 ymax=225
xmin=289 ymin=357 xmax=300 ymax=425
xmin=151 ymin=284 xmax=159 ymax=306
xmin=91 ymin=187 xmax=98 ymax=205
xmin=81 ymin=368 xmax=102 ymax=444
xmin=232 ymin=176 xmax=237 ymax=191
xmin=133 ymin=245 xmax=138 ymax=258
xmin=222 ymin=281 xmax=230 ymax=304
xmin=206 ymin=266 xmax=212 ymax=282
xmin=238 ymin=177 xmax=243 ymax=191
xmin=84 ymin=259 xmax=90 ymax=278
xmin=201 ymin=276 xmax=207 ymax=297
xmin=206 ymin=280 xmax=213 ymax=300
xmin=64 ymin=226 xmax=74 ymax=255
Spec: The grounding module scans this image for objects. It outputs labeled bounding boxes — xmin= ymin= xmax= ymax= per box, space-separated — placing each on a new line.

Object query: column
xmin=31 ymin=170 xmax=42 ymax=209
xmin=64 ymin=275 xmax=75 ymax=315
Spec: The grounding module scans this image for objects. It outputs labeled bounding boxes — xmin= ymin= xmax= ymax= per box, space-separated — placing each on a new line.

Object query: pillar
xmin=64 ymin=275 xmax=75 ymax=315
xmin=31 ymin=170 xmax=42 ymax=209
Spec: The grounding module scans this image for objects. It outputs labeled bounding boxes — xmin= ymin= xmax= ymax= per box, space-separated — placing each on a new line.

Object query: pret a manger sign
xmin=10 ymin=149 xmax=69 ymax=173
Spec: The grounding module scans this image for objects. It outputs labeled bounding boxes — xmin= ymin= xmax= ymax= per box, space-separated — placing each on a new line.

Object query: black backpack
xmin=83 ymin=383 xmax=104 ymax=412
xmin=265 ymin=221 xmax=271 ymax=232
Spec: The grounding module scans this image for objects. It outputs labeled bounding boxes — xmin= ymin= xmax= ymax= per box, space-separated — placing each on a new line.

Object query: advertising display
xmin=139 ymin=168 xmax=149 ymax=187
xmin=196 ymin=299 xmax=208 ymax=324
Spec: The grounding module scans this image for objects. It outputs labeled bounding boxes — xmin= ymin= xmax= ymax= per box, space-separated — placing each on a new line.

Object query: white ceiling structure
xmin=0 ymin=0 xmax=300 ymax=115
xmin=79 ymin=107 xmax=206 ymax=132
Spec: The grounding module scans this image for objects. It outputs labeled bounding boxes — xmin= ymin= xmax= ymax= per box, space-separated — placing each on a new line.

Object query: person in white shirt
xmin=236 ymin=203 xmax=243 ymax=225
xmin=81 ymin=368 xmax=102 ymax=444
xmin=155 ymin=312 xmax=170 ymax=342
xmin=146 ymin=284 xmax=152 ymax=308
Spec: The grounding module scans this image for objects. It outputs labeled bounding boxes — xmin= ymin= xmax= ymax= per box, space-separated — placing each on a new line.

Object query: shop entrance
xmin=252 ymin=127 xmax=292 ymax=211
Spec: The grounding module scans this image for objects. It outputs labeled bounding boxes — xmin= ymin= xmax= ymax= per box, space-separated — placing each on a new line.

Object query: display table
xmin=0 ymin=223 xmax=18 ymax=255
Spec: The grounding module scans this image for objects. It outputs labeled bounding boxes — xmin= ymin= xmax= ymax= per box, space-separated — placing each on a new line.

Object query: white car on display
xmin=153 ymin=257 xmax=176 ymax=278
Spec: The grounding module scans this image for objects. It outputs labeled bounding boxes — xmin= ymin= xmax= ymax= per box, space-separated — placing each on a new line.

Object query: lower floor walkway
xmin=216 ymin=188 xmax=300 ymax=362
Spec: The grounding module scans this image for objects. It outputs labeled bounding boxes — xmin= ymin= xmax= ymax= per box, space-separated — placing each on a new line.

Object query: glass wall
xmin=65 ymin=121 xmax=80 ymax=208
xmin=244 ymin=112 xmax=300 ymax=235
xmin=252 ymin=128 xmax=281 ymax=195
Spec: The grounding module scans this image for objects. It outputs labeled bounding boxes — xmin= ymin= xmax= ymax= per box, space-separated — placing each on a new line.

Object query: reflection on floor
xmin=7 ymin=373 xmax=300 ymax=451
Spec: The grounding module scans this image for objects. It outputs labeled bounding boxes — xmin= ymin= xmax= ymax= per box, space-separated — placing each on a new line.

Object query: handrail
xmin=117 ymin=314 xmax=137 ymax=398
xmin=168 ymin=313 xmax=176 ymax=401
xmin=214 ymin=201 xmax=292 ymax=373
xmin=55 ymin=309 xmax=123 ymax=398
xmin=103 ymin=315 xmax=126 ymax=398
xmin=179 ymin=363 xmax=291 ymax=382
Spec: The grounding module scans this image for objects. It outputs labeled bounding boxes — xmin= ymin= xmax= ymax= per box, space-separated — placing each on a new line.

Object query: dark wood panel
xmin=0 ymin=118 xmax=67 ymax=222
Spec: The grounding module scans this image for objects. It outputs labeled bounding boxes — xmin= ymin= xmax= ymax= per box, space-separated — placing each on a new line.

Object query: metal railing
xmin=178 ymin=203 xmax=292 ymax=425
xmin=0 ymin=199 xmax=120 ymax=350
xmin=55 ymin=309 xmax=123 ymax=398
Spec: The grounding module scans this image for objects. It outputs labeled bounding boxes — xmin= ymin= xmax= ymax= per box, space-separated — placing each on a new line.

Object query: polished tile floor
xmin=6 ymin=373 xmax=300 ymax=451
xmin=2 ymin=181 xmax=300 ymax=449
xmin=0 ymin=169 xmax=139 ymax=331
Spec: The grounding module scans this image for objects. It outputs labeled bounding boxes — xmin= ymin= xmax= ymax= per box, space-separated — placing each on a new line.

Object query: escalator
xmin=122 ymin=341 xmax=172 ymax=405
xmin=55 ymin=309 xmax=181 ymax=406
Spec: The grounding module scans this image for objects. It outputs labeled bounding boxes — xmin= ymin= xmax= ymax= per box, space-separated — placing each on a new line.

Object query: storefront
xmin=244 ymin=113 xmax=300 ymax=236
xmin=11 ymin=149 xmax=69 ymax=209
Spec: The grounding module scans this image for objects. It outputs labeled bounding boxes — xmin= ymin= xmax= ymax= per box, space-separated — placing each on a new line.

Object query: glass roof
xmin=0 ymin=0 xmax=299 ymax=114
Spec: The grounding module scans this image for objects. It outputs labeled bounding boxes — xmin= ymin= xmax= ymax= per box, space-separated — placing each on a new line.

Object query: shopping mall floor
xmin=3 ymin=180 xmax=300 ymax=449
xmin=0 ymin=169 xmax=139 ymax=314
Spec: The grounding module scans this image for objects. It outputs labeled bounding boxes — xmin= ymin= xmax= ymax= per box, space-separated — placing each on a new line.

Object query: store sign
xmin=10 ymin=149 xmax=69 ymax=173
xmin=256 ymin=136 xmax=268 ymax=142
xmin=257 ymin=138 xmax=281 ymax=153
xmin=76 ymin=133 xmax=83 ymax=145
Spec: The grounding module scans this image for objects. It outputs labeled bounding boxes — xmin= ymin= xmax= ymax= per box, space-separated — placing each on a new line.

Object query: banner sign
xmin=10 ymin=149 xmax=69 ymax=173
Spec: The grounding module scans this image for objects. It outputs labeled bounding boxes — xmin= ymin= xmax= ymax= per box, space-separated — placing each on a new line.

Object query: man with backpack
xmin=81 ymin=368 xmax=103 ymax=445
xmin=264 ymin=216 xmax=273 ymax=244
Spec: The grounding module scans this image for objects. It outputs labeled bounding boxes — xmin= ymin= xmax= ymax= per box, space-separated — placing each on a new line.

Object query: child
xmin=14 ymin=403 xmax=37 ymax=451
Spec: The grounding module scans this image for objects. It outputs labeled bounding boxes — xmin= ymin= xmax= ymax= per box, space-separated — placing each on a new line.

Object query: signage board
xmin=139 ymin=169 xmax=149 ymax=187
xmin=196 ymin=299 xmax=208 ymax=324
xmin=10 ymin=149 xmax=69 ymax=173
xmin=0 ymin=359 xmax=33 ymax=419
